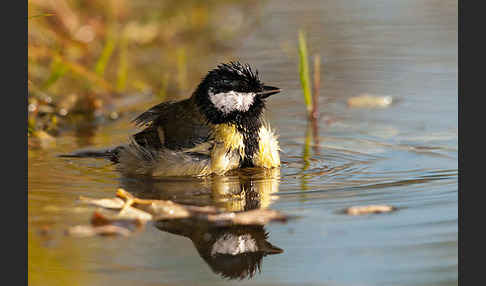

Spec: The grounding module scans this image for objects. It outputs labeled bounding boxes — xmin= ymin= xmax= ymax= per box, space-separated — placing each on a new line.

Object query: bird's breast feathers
xmin=253 ymin=125 xmax=281 ymax=169
xmin=210 ymin=123 xmax=280 ymax=174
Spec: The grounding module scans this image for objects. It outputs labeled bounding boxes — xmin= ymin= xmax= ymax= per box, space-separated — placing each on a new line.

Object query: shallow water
xmin=28 ymin=0 xmax=457 ymax=285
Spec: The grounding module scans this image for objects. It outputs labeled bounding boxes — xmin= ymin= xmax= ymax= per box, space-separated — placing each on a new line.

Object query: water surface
xmin=28 ymin=1 xmax=458 ymax=285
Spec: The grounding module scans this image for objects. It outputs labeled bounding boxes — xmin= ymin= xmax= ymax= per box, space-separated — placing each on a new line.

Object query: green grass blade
xmin=94 ymin=33 xmax=116 ymax=77
xmin=41 ymin=55 xmax=68 ymax=90
xmin=298 ymin=30 xmax=312 ymax=114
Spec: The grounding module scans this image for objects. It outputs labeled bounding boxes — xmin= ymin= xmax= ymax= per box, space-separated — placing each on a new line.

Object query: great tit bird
xmin=62 ymin=61 xmax=282 ymax=177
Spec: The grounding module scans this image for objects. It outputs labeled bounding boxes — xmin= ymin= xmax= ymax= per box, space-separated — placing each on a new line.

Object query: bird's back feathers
xmin=132 ymin=97 xmax=212 ymax=150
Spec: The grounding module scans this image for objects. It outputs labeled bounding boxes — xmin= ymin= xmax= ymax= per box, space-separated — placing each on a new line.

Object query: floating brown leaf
xmin=91 ymin=209 xmax=151 ymax=226
xmin=347 ymin=94 xmax=393 ymax=108
xmin=79 ymin=196 xmax=125 ymax=209
xmin=66 ymin=225 xmax=132 ymax=237
xmin=207 ymin=209 xmax=288 ymax=226
xmin=344 ymin=205 xmax=397 ymax=215
xmin=72 ymin=188 xmax=289 ymax=237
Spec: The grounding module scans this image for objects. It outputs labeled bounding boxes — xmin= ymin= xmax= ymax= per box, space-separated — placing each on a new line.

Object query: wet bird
xmin=62 ymin=61 xmax=282 ymax=177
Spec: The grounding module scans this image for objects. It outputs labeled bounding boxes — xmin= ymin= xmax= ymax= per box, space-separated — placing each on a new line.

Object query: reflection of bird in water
xmin=155 ymin=221 xmax=282 ymax=280
xmin=119 ymin=168 xmax=280 ymax=211
xmin=121 ymin=168 xmax=283 ymax=279
xmin=211 ymin=168 xmax=280 ymax=211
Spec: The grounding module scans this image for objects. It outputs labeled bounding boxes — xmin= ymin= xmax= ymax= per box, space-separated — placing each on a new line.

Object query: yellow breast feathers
xmin=210 ymin=123 xmax=280 ymax=174
xmin=253 ymin=124 xmax=280 ymax=168
xmin=210 ymin=124 xmax=245 ymax=174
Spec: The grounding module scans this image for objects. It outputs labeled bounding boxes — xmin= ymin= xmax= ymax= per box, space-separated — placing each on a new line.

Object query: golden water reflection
xmin=121 ymin=168 xmax=283 ymax=280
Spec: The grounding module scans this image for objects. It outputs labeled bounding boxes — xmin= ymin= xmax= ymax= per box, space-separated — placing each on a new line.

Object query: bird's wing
xmin=131 ymin=100 xmax=177 ymax=127
xmin=132 ymin=126 xmax=164 ymax=149
xmin=181 ymin=141 xmax=213 ymax=156
xmin=131 ymin=101 xmax=176 ymax=150
xmin=131 ymin=99 xmax=213 ymax=152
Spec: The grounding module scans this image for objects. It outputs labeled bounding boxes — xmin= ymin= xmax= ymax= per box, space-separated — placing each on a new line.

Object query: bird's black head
xmin=194 ymin=61 xmax=281 ymax=125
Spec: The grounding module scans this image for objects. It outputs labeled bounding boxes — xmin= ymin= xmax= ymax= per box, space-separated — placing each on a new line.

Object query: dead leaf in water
xmin=91 ymin=210 xmax=147 ymax=231
xmin=64 ymin=208 xmax=149 ymax=238
xmin=344 ymin=205 xmax=397 ymax=215
xmin=207 ymin=209 xmax=288 ymax=226
xmin=71 ymin=188 xmax=290 ymax=237
xmin=79 ymin=196 xmax=125 ymax=209
xmin=347 ymin=94 xmax=393 ymax=108
xmin=66 ymin=225 xmax=132 ymax=237
xmin=92 ymin=207 xmax=152 ymax=224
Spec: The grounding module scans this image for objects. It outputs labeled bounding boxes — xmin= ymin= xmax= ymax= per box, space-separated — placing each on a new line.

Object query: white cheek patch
xmin=210 ymin=234 xmax=258 ymax=256
xmin=209 ymin=90 xmax=256 ymax=114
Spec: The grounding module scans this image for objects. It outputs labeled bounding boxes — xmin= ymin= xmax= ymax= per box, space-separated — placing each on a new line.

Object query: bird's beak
xmin=257 ymin=85 xmax=282 ymax=98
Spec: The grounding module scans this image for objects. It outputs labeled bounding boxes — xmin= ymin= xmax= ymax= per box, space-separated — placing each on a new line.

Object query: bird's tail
xmin=59 ymin=146 xmax=124 ymax=163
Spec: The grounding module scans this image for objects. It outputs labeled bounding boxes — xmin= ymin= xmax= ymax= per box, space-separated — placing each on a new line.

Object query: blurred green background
xmin=28 ymin=0 xmax=262 ymax=140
